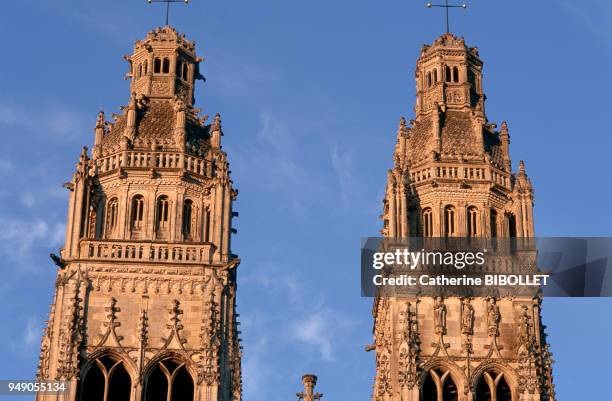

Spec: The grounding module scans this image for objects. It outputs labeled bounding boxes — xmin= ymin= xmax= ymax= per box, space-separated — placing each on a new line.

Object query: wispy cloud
xmin=0 ymin=218 xmax=65 ymax=267
xmin=0 ymin=101 xmax=89 ymax=139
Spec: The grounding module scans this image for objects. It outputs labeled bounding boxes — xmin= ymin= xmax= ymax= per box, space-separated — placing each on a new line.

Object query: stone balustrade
xmin=410 ymin=163 xmax=510 ymax=188
xmin=80 ymin=239 xmax=216 ymax=264
xmin=96 ymin=151 xmax=210 ymax=176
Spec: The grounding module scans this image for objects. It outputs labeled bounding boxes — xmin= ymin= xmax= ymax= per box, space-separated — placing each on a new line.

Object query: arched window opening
xmin=490 ymin=209 xmax=498 ymax=238
xmin=203 ymin=208 xmax=211 ymax=243
xmin=105 ymin=198 xmax=119 ymax=238
xmin=467 ymin=206 xmax=478 ymax=237
xmin=475 ymin=370 xmax=512 ymax=401
xmin=433 ymin=69 xmax=438 ymax=84
xmin=144 ymin=60 xmax=148 ymax=75
xmin=138 ymin=63 xmax=143 ymax=79
xmin=507 ymin=213 xmax=517 ymax=238
xmin=79 ymin=355 xmax=131 ymax=401
xmin=156 ymin=196 xmax=170 ymax=237
xmin=154 ymin=58 xmax=161 ymax=74
xmin=162 ymin=58 xmax=170 ymax=74
xmin=421 ymin=368 xmax=458 ymax=401
xmin=131 ymin=195 xmax=145 ymax=234
xmin=176 ymin=59 xmax=182 ymax=78
xmin=143 ymin=358 xmax=194 ymax=401
xmin=182 ymin=63 xmax=188 ymax=80
xmin=444 ymin=206 xmax=456 ymax=237
xmin=426 ymin=72 xmax=432 ymax=88
xmin=468 ymin=69 xmax=475 ymax=88
xmin=182 ymin=199 xmax=193 ymax=240
xmin=422 ymin=208 xmax=433 ymax=237
xmin=453 ymin=66 xmax=459 ymax=83
xmin=445 ymin=66 xmax=451 ymax=82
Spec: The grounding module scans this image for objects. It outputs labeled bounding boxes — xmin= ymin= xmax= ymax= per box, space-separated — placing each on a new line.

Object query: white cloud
xmin=0 ymin=218 xmax=65 ymax=266
xmin=291 ymin=310 xmax=335 ymax=361
xmin=21 ymin=191 xmax=36 ymax=208
xmin=24 ymin=316 xmax=41 ymax=348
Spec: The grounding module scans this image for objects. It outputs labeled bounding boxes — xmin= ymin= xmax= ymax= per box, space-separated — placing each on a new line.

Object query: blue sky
xmin=1 ymin=1 xmax=612 ymax=400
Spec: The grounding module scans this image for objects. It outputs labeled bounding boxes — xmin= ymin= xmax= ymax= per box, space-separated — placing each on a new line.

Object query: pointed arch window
xmin=162 ymin=58 xmax=170 ymax=74
xmin=444 ymin=206 xmax=456 ymax=237
xmin=156 ymin=196 xmax=170 ymax=236
xmin=467 ymin=206 xmax=478 ymax=237
xmin=143 ymin=358 xmax=194 ymax=401
xmin=143 ymin=60 xmax=148 ymax=75
xmin=182 ymin=199 xmax=193 ymax=240
xmin=427 ymin=71 xmax=432 ymax=88
xmin=475 ymin=370 xmax=512 ymax=401
xmin=182 ymin=62 xmax=188 ymax=80
xmin=203 ymin=207 xmax=211 ymax=243
xmin=490 ymin=209 xmax=498 ymax=238
xmin=137 ymin=63 xmax=143 ymax=79
xmin=154 ymin=58 xmax=161 ymax=74
xmin=453 ymin=66 xmax=459 ymax=83
xmin=445 ymin=66 xmax=451 ymax=82
xmin=130 ymin=195 xmax=145 ymax=233
xmin=105 ymin=198 xmax=119 ymax=238
xmin=422 ymin=208 xmax=434 ymax=237
xmin=79 ymin=355 xmax=131 ymax=401
xmin=433 ymin=68 xmax=438 ymax=84
xmin=422 ymin=368 xmax=458 ymax=401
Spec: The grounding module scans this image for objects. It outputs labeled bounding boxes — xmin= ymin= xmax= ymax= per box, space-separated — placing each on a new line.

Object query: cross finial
xmin=147 ymin=0 xmax=190 ymax=26
xmin=426 ymin=0 xmax=467 ymax=34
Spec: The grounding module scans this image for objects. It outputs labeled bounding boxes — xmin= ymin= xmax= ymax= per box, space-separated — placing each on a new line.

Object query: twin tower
xmin=36 ymin=27 xmax=555 ymax=401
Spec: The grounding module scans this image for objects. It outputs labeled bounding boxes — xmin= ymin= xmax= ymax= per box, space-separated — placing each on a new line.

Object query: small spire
xmin=501 ymin=120 xmax=508 ymax=134
xmin=296 ymin=374 xmax=322 ymax=401
xmin=519 ymin=160 xmax=525 ymax=174
xmin=96 ymin=111 xmax=105 ymax=129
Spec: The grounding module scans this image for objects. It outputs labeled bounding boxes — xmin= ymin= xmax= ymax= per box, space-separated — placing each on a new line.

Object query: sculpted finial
xmin=96 ymin=111 xmax=105 ymax=128
xmin=519 ymin=160 xmax=525 ymax=174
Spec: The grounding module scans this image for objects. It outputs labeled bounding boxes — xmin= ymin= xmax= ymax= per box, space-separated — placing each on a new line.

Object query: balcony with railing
xmin=79 ymin=239 xmax=216 ymax=264
xmin=96 ymin=151 xmax=211 ymax=177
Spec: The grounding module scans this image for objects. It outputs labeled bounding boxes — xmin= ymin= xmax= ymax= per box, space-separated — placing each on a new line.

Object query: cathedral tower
xmin=36 ymin=26 xmax=242 ymax=401
xmin=372 ymin=34 xmax=555 ymax=401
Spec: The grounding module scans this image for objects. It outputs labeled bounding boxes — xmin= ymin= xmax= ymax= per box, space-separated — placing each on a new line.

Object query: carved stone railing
xmin=96 ymin=151 xmax=210 ymax=176
xmin=410 ymin=163 xmax=510 ymax=189
xmin=79 ymin=239 xmax=216 ymax=264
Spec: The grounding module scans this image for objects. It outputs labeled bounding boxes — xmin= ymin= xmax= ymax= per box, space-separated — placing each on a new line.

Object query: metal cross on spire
xmin=426 ymin=0 xmax=467 ymax=34
xmin=147 ymin=0 xmax=190 ymax=26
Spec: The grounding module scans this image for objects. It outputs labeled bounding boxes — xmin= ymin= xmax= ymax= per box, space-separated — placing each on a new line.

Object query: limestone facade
xmin=36 ymin=26 xmax=241 ymax=401
xmin=372 ymin=34 xmax=555 ymax=401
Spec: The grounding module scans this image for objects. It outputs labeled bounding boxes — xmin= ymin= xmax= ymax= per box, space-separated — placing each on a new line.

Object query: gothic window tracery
xmin=131 ymin=195 xmax=145 ymax=234
xmin=143 ymin=357 xmax=194 ymax=401
xmin=474 ymin=370 xmax=512 ymax=401
xmin=444 ymin=206 xmax=456 ymax=237
xmin=467 ymin=206 xmax=478 ymax=237
xmin=105 ymin=198 xmax=119 ymax=238
xmin=156 ymin=196 xmax=170 ymax=238
xmin=422 ymin=368 xmax=458 ymax=401
xmin=79 ymin=355 xmax=131 ymax=401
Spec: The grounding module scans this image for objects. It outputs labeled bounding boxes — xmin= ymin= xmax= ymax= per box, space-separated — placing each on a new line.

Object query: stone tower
xmin=372 ymin=34 xmax=555 ymax=401
xmin=36 ymin=26 xmax=242 ymax=401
